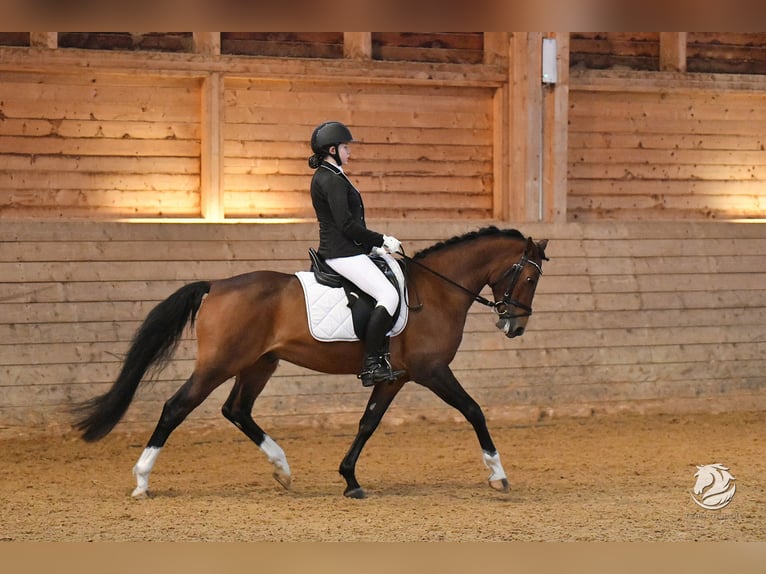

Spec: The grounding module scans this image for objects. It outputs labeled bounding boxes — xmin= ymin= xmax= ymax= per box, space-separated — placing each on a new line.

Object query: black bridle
xmin=400 ymin=251 xmax=543 ymax=319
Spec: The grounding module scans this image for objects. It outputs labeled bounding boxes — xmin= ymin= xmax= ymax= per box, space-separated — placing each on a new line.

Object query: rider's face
xmin=337 ymin=143 xmax=351 ymax=165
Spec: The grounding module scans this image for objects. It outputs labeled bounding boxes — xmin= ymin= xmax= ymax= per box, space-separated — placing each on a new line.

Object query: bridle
xmin=489 ymin=255 xmax=543 ymax=319
xmin=400 ymin=251 xmax=543 ymax=319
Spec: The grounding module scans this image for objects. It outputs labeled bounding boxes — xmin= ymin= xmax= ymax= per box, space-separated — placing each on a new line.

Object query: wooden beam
xmin=484 ymin=32 xmax=509 ymax=65
xmin=29 ymin=33 xmax=57 ymax=49
xmin=193 ymin=32 xmax=221 ymax=56
xmin=541 ymin=33 xmax=569 ymax=223
xmin=200 ymin=73 xmax=224 ymax=220
xmin=343 ymin=33 xmax=371 ymax=60
xmin=660 ymin=32 xmax=687 ymax=72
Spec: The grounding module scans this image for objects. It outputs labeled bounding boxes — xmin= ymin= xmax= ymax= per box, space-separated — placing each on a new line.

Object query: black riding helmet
xmin=309 ymin=121 xmax=355 ymax=168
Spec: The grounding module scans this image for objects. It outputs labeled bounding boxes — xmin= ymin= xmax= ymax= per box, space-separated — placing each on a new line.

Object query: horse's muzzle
xmin=496 ymin=318 xmax=525 ymax=338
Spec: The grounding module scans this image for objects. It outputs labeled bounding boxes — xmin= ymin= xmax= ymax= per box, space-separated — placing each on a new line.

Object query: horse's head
xmin=490 ymin=236 xmax=548 ymax=339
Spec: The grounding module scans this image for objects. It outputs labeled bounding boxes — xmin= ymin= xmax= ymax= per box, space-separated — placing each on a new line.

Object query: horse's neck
xmin=419 ymin=242 xmax=502 ymax=299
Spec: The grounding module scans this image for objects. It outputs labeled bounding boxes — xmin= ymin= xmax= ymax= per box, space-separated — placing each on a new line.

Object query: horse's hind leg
xmin=420 ymin=364 xmax=509 ymax=493
xmin=132 ymin=367 xmax=229 ymax=498
xmin=221 ymin=353 xmax=291 ymax=489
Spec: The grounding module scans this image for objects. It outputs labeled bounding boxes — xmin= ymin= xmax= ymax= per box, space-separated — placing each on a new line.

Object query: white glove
xmin=382 ymin=235 xmax=401 ymax=254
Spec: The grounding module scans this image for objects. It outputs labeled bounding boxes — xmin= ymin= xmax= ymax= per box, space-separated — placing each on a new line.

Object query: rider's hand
xmin=382 ymin=235 xmax=402 ymax=254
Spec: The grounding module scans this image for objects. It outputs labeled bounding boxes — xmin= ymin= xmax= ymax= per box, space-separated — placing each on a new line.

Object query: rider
xmin=308 ymin=120 xmax=403 ymax=387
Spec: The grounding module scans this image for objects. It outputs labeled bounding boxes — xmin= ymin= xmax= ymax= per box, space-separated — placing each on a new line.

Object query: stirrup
xmin=358 ymin=354 xmax=403 ymax=387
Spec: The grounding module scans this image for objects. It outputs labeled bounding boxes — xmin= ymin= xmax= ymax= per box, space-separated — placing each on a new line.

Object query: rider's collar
xmin=322 ymin=160 xmax=344 ymax=174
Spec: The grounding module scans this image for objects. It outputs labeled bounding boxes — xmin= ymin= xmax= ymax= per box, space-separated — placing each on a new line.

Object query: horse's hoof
xmin=344 ymin=487 xmax=366 ymax=499
xmin=131 ymin=488 xmax=150 ymax=499
xmin=272 ymin=471 xmax=292 ymax=490
xmin=489 ymin=478 xmax=509 ymax=493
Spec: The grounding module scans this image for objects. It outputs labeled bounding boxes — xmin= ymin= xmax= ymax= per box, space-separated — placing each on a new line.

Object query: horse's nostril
xmin=513 ymin=326 xmax=525 ymax=337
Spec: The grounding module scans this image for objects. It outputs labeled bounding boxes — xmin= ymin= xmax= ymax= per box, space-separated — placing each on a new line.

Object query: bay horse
xmin=74 ymin=226 xmax=548 ymax=499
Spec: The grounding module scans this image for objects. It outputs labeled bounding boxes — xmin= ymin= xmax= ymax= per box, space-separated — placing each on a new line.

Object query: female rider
xmin=308 ymin=121 xmax=403 ymax=387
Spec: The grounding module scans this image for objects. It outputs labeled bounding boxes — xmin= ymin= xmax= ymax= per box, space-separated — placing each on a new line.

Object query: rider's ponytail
xmin=308 ymin=153 xmax=323 ymax=169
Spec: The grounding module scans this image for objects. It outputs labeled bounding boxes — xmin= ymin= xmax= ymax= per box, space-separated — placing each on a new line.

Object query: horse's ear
xmin=536 ymin=239 xmax=549 ymax=261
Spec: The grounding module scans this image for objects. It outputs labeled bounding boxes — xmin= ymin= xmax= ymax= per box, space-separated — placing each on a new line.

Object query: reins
xmin=398 ymin=249 xmax=543 ymax=318
xmin=399 ymin=252 xmax=496 ymax=309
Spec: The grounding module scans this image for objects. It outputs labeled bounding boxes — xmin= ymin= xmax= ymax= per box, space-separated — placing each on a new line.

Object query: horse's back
xmin=210 ymin=269 xmax=295 ymax=294
xmin=203 ymin=269 xmax=304 ymax=323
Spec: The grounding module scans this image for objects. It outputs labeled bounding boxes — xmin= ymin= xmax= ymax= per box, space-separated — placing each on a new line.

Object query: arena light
xmin=116 ymin=217 xmax=313 ymax=224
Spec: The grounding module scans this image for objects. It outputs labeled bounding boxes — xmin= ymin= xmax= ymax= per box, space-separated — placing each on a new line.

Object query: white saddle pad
xmin=295 ymin=253 xmax=408 ymax=342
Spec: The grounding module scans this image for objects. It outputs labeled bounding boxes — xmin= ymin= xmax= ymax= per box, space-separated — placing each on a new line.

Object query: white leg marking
xmin=482 ymin=450 xmax=509 ymax=492
xmin=132 ymin=446 xmax=161 ymax=498
xmin=260 ymin=435 xmax=292 ymax=489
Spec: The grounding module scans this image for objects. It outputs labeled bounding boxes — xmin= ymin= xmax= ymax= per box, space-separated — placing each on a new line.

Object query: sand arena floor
xmin=1 ymin=411 xmax=763 ymax=542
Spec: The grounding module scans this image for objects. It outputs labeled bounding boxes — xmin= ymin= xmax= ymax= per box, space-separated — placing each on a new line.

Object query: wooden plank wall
xmin=682 ymin=33 xmax=766 ymax=75
xmin=570 ymin=32 xmax=766 ymax=74
xmin=223 ymin=79 xmax=495 ymax=219
xmin=1 ymin=33 xmax=766 ymax=437
xmin=0 ymin=71 xmax=202 ymax=218
xmin=570 ymin=33 xmax=660 ymax=71
xmin=0 ymin=49 xmax=497 ymax=221
xmin=568 ymin=71 xmax=766 ymax=221
xmin=2 ymin=220 xmax=765 ymax=437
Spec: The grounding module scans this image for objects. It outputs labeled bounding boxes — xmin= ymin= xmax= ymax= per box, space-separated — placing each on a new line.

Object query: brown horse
xmin=74 ymin=226 xmax=548 ymax=499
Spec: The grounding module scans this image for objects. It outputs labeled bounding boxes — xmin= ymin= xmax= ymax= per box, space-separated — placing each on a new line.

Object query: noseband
xmin=489 ymin=255 xmax=543 ymax=319
xmin=401 ymin=252 xmax=543 ymax=318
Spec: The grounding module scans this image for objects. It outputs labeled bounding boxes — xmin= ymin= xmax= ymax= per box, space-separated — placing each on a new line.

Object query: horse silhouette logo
xmin=691 ymin=464 xmax=736 ymax=510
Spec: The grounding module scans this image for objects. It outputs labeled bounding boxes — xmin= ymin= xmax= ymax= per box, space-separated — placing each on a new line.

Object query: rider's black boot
xmin=359 ymin=306 xmax=403 ymax=387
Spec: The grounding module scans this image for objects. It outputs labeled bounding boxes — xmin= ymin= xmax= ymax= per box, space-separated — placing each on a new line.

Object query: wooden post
xmin=541 ymin=32 xmax=569 ymax=223
xmin=492 ymin=84 xmax=508 ymax=219
xmin=193 ymin=32 xmax=221 ymax=56
xmin=508 ymin=32 xmax=543 ymax=222
xmin=200 ymin=73 xmax=224 ymax=220
xmin=344 ymin=33 xmax=372 ymax=60
xmin=30 ymin=33 xmax=57 ymax=49
xmin=660 ymin=32 xmax=687 ymax=72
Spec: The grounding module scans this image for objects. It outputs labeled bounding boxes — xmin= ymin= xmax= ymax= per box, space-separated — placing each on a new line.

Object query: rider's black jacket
xmin=310 ymin=161 xmax=385 ymax=259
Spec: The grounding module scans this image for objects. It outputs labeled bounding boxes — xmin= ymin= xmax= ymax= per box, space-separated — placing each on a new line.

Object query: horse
xmin=74 ymin=226 xmax=548 ymax=499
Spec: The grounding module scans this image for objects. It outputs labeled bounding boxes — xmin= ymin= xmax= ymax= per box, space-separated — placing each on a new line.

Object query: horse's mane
xmin=413 ymin=226 xmax=525 ymax=260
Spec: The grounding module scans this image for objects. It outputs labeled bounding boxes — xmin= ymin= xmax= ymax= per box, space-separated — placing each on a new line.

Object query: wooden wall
xmin=2 ymin=220 xmax=765 ymax=437
xmin=1 ymin=32 xmax=766 ymax=436
xmin=570 ymin=32 xmax=766 ymax=74
xmin=0 ymin=41 xmax=500 ymax=221
xmin=568 ymin=71 xmax=766 ymax=221
xmin=223 ymin=79 xmax=495 ymax=219
xmin=0 ymin=71 xmax=202 ymax=218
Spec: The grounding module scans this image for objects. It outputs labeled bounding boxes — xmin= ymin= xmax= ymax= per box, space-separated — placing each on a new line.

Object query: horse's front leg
xmin=418 ymin=364 xmax=509 ymax=493
xmin=339 ymin=379 xmax=405 ymax=499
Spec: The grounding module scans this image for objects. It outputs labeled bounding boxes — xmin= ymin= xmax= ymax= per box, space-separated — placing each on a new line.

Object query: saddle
xmin=306 ymin=248 xmax=404 ymax=340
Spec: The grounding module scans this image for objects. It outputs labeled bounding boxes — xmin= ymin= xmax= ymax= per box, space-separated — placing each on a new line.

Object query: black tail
xmin=73 ymin=281 xmax=211 ymax=442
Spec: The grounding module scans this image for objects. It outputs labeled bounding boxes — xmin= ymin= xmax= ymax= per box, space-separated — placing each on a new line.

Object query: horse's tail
xmin=73 ymin=281 xmax=212 ymax=442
